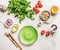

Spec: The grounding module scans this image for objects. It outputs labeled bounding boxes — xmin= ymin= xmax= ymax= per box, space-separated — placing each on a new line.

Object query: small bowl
xmin=40 ymin=11 xmax=50 ymax=21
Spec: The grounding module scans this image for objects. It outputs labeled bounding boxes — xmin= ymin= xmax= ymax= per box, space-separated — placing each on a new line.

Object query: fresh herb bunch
xmin=8 ymin=0 xmax=35 ymax=23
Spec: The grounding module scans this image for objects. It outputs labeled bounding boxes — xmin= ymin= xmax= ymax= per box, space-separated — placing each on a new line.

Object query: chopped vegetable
xmin=41 ymin=30 xmax=45 ymax=35
xmin=4 ymin=19 xmax=13 ymax=28
xmin=6 ymin=19 xmax=13 ymax=26
xmin=8 ymin=0 xmax=34 ymax=23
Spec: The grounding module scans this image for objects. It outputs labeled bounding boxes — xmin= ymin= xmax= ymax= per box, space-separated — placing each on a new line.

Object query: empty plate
xmin=19 ymin=26 xmax=38 ymax=45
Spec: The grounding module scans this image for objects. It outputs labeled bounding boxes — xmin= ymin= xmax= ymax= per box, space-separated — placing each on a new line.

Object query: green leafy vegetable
xmin=8 ymin=0 xmax=34 ymax=23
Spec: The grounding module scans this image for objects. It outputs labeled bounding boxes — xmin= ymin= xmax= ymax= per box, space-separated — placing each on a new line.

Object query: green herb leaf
xmin=8 ymin=0 xmax=34 ymax=23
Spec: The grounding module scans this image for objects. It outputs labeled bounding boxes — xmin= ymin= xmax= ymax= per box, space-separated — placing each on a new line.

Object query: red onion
xmin=6 ymin=19 xmax=13 ymax=26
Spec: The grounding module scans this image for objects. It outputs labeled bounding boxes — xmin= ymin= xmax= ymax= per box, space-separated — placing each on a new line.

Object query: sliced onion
xmin=6 ymin=19 xmax=13 ymax=26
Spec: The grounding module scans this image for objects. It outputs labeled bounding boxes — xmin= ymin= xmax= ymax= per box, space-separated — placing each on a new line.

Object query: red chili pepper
xmin=41 ymin=30 xmax=45 ymax=35
xmin=46 ymin=31 xmax=50 ymax=37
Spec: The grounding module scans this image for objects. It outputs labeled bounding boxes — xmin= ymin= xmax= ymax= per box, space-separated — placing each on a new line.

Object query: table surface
xmin=0 ymin=0 xmax=60 ymax=50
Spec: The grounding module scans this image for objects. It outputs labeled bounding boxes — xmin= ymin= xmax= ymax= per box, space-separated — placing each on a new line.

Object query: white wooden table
xmin=0 ymin=0 xmax=60 ymax=50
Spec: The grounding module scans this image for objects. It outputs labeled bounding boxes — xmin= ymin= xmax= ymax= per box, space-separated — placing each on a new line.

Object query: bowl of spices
xmin=51 ymin=6 xmax=59 ymax=16
xmin=40 ymin=11 xmax=50 ymax=21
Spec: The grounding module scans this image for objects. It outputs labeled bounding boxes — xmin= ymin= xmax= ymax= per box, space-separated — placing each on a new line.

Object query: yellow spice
xmin=51 ymin=6 xmax=58 ymax=13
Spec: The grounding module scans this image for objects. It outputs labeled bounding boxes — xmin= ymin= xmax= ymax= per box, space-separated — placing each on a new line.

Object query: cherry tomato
xmin=38 ymin=1 xmax=40 ymax=4
xmin=33 ymin=7 xmax=40 ymax=14
xmin=37 ymin=1 xmax=43 ymax=8
xmin=35 ymin=4 xmax=39 ymax=8
xmin=33 ymin=0 xmax=43 ymax=14
xmin=41 ymin=30 xmax=45 ymax=35
xmin=39 ymin=4 xmax=43 ymax=8
xmin=35 ymin=9 xmax=40 ymax=14
xmin=46 ymin=31 xmax=50 ymax=37
xmin=33 ymin=7 xmax=36 ymax=11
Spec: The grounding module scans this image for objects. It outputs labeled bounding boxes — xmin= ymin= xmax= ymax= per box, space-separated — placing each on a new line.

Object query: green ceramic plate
xmin=19 ymin=26 xmax=38 ymax=45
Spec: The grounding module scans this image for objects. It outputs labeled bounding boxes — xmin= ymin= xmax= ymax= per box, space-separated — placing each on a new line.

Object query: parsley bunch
xmin=8 ymin=0 xmax=34 ymax=23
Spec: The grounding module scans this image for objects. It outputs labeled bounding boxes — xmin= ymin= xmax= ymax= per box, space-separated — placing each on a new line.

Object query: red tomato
xmin=35 ymin=9 xmax=40 ymax=14
xmin=38 ymin=0 xmax=40 ymax=3
xmin=46 ymin=31 xmax=50 ymax=37
xmin=35 ymin=4 xmax=39 ymax=8
xmin=38 ymin=1 xmax=41 ymax=5
xmin=39 ymin=4 xmax=43 ymax=8
xmin=41 ymin=30 xmax=45 ymax=35
xmin=37 ymin=1 xmax=43 ymax=8
xmin=33 ymin=7 xmax=40 ymax=14
xmin=33 ymin=0 xmax=43 ymax=14
xmin=33 ymin=7 xmax=36 ymax=11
